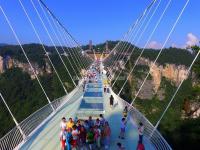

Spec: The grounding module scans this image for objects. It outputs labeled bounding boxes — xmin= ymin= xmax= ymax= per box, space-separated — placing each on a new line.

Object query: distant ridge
xmin=0 ymin=43 xmax=8 ymax=47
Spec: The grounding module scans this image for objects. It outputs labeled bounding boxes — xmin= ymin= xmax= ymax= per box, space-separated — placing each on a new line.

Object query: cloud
xmin=147 ymin=41 xmax=162 ymax=49
xmin=186 ymin=33 xmax=199 ymax=47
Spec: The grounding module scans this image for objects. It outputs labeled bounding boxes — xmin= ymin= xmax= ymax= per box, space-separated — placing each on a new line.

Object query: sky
xmin=0 ymin=0 xmax=199 ymax=48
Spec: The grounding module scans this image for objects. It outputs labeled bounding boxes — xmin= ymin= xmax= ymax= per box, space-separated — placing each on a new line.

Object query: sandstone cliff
xmin=0 ymin=55 xmax=52 ymax=79
xmin=139 ymin=58 xmax=188 ymax=92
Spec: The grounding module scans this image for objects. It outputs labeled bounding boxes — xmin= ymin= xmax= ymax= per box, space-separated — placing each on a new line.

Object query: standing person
xmin=103 ymin=121 xmax=111 ymax=150
xmin=83 ymin=120 xmax=89 ymax=132
xmin=88 ymin=116 xmax=94 ymax=127
xmin=77 ymin=120 xmax=82 ymax=131
xmin=71 ymin=125 xmax=79 ymax=149
xmin=123 ymin=106 xmax=128 ymax=118
xmin=66 ymin=128 xmax=73 ymax=150
xmin=60 ymin=128 xmax=67 ymax=150
xmin=119 ymin=117 xmax=127 ymax=139
xmin=104 ymin=86 xmax=107 ymax=93
xmin=99 ymin=114 xmax=105 ymax=127
xmin=95 ymin=118 xmax=101 ymax=127
xmin=60 ymin=117 xmax=67 ymax=130
xmin=79 ymin=126 xmax=87 ymax=150
xmin=94 ymin=125 xmax=101 ymax=149
xmin=138 ymin=122 xmax=144 ymax=143
xmin=137 ymin=141 xmax=145 ymax=150
xmin=67 ymin=118 xmax=74 ymax=130
xmin=110 ymin=95 xmax=114 ymax=108
xmin=86 ymin=127 xmax=94 ymax=150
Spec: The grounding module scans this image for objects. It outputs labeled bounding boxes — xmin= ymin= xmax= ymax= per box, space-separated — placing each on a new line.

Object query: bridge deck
xmin=19 ymin=68 xmax=154 ymax=150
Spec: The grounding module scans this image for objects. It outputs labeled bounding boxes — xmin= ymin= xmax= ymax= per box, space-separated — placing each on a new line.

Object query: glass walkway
xmin=19 ymin=62 xmax=155 ymax=150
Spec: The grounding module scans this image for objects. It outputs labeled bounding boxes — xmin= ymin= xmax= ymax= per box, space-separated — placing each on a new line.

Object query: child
xmin=119 ymin=117 xmax=127 ymax=139
xmin=71 ymin=125 xmax=79 ymax=149
xmin=94 ymin=125 xmax=101 ymax=148
xmin=87 ymin=127 xmax=94 ymax=150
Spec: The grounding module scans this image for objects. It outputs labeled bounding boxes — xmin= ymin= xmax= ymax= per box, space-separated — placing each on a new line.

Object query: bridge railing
xmin=0 ymin=85 xmax=81 ymax=150
xmin=111 ymin=89 xmax=172 ymax=150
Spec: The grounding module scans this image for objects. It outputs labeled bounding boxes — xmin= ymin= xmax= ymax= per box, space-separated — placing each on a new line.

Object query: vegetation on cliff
xmin=111 ymin=42 xmax=200 ymax=149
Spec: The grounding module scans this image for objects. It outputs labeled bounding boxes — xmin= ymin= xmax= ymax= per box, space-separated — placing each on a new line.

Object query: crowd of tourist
xmin=60 ymin=112 xmax=145 ymax=150
xmin=59 ymin=63 xmax=145 ymax=150
xmin=60 ymin=114 xmax=111 ymax=150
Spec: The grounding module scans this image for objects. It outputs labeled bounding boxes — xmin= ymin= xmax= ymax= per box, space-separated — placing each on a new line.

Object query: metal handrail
xmin=0 ymin=85 xmax=82 ymax=150
xmin=0 ymin=84 xmax=172 ymax=150
xmin=110 ymin=88 xmax=172 ymax=150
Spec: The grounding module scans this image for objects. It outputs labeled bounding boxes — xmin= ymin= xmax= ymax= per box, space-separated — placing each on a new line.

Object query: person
xmin=88 ymin=116 xmax=94 ymax=128
xmin=79 ymin=126 xmax=87 ymax=150
xmin=137 ymin=140 xmax=145 ymax=150
xmin=95 ymin=118 xmax=101 ymax=127
xmin=60 ymin=128 xmax=67 ymax=150
xmin=71 ymin=125 xmax=79 ymax=149
xmin=110 ymin=95 xmax=114 ymax=108
xmin=107 ymin=87 xmax=110 ymax=93
xmin=74 ymin=116 xmax=78 ymax=124
xmin=67 ymin=118 xmax=74 ymax=130
xmin=77 ymin=120 xmax=82 ymax=131
xmin=123 ymin=106 xmax=128 ymax=118
xmin=83 ymin=120 xmax=89 ymax=132
xmin=99 ymin=114 xmax=105 ymax=126
xmin=103 ymin=121 xmax=111 ymax=150
xmin=60 ymin=117 xmax=67 ymax=130
xmin=117 ymin=142 xmax=125 ymax=150
xmin=86 ymin=127 xmax=94 ymax=150
xmin=119 ymin=117 xmax=127 ymax=139
xmin=104 ymin=86 xmax=107 ymax=93
xmin=138 ymin=122 xmax=144 ymax=143
xmin=66 ymin=128 xmax=73 ymax=150
xmin=94 ymin=125 xmax=101 ymax=149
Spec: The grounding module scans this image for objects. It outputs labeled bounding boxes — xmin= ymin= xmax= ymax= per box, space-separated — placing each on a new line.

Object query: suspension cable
xmin=37 ymin=0 xmax=80 ymax=80
xmin=0 ymin=6 xmax=55 ymax=111
xmin=49 ymin=16 xmax=82 ymax=77
xmin=30 ymin=0 xmax=76 ymax=86
xmin=104 ymin=0 xmax=156 ymax=67
xmin=112 ymin=0 xmax=162 ymax=87
xmin=52 ymin=19 xmax=84 ymax=75
xmin=130 ymin=0 xmax=190 ymax=106
xmin=111 ymin=0 xmax=157 ymax=82
xmin=18 ymin=0 xmax=68 ymax=94
xmin=153 ymin=44 xmax=199 ymax=134
xmin=39 ymin=0 xmax=87 ymax=71
xmin=118 ymin=0 xmax=172 ymax=95
xmin=39 ymin=0 xmax=93 ymax=67
xmin=64 ymin=33 xmax=86 ymax=70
